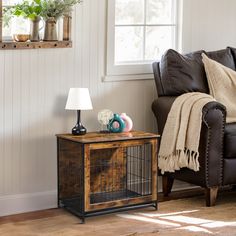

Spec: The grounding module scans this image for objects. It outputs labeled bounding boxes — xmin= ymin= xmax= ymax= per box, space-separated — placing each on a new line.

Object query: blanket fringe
xmin=158 ymin=149 xmax=200 ymax=175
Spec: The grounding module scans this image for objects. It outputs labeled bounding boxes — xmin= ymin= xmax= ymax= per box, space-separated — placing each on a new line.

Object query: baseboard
xmin=0 ymin=190 xmax=57 ymax=217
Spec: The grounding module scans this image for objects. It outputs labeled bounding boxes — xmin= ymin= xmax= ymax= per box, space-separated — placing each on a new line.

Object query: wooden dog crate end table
xmin=56 ymin=131 xmax=159 ymax=223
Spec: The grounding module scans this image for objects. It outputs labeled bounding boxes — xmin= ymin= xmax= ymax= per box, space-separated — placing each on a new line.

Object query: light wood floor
xmin=3 ymin=189 xmax=225 ymax=236
xmin=0 ymin=188 xmax=204 ymax=225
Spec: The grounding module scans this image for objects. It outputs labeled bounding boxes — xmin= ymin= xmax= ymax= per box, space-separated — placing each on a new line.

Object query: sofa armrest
xmin=200 ymin=101 xmax=226 ymax=187
xmin=152 ymin=97 xmax=226 ymax=187
xmin=152 ymin=96 xmax=177 ymax=134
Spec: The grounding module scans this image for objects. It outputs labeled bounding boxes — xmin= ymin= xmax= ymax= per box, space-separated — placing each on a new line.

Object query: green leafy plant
xmin=3 ymin=0 xmax=42 ymax=27
xmin=3 ymin=0 xmax=82 ymax=27
xmin=40 ymin=0 xmax=82 ymax=20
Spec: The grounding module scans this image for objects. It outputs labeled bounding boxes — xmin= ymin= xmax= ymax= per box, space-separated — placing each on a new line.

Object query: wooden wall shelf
xmin=0 ymin=40 xmax=72 ymax=50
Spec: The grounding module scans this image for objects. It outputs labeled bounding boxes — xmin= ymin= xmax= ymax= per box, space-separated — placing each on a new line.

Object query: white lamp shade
xmin=65 ymin=88 xmax=93 ymax=110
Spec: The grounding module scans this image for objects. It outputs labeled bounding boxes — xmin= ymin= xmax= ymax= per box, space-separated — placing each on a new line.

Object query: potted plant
xmin=3 ymin=0 xmax=43 ymax=41
xmin=40 ymin=0 xmax=82 ymax=41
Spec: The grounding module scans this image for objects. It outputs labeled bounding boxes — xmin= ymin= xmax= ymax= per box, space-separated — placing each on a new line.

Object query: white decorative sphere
xmin=98 ymin=109 xmax=113 ymax=125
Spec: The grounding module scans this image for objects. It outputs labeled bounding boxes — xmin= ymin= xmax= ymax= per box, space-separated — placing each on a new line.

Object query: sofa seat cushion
xmin=223 ymin=159 xmax=236 ymax=185
xmin=224 ymin=123 xmax=236 ymax=158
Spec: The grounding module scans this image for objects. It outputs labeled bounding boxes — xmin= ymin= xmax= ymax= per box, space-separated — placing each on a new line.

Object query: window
xmin=2 ymin=0 xmax=30 ymax=41
xmin=106 ymin=0 xmax=181 ymax=81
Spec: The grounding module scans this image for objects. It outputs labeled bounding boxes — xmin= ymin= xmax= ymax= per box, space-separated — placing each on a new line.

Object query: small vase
xmin=63 ymin=15 xmax=72 ymax=41
xmin=43 ymin=17 xmax=58 ymax=41
xmin=108 ymin=114 xmax=125 ymax=133
xmin=120 ymin=113 xmax=133 ymax=132
xmin=30 ymin=16 xmax=41 ymax=42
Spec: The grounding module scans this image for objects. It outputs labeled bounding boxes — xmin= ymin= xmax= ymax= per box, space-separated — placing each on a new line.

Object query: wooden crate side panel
xmin=58 ymin=139 xmax=83 ymax=199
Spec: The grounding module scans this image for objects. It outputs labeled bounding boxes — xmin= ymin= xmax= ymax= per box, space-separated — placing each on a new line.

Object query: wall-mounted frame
xmin=0 ymin=1 xmax=72 ymax=50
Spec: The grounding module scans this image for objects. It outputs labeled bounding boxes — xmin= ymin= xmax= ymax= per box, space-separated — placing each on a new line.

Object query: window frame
xmin=105 ymin=0 xmax=181 ymax=81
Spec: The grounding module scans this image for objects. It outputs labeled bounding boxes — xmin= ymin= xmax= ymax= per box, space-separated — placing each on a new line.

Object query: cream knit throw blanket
xmin=159 ymin=92 xmax=215 ymax=174
xmin=202 ymin=53 xmax=236 ymax=123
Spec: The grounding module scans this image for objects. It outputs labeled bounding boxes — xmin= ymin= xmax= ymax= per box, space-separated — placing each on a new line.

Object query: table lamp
xmin=65 ymin=88 xmax=93 ymax=135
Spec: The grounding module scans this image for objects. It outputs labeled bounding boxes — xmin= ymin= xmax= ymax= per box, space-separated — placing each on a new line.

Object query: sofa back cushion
xmin=206 ymin=48 xmax=235 ymax=70
xmin=228 ymin=47 xmax=236 ymax=66
xmin=154 ymin=48 xmax=235 ymax=96
xmin=158 ymin=49 xmax=209 ymax=96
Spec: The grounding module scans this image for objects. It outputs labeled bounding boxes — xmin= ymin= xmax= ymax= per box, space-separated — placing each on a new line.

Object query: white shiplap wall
xmin=181 ymin=0 xmax=236 ymax=53
xmin=0 ymin=0 xmax=157 ymax=216
xmin=3 ymin=0 xmax=235 ymax=216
